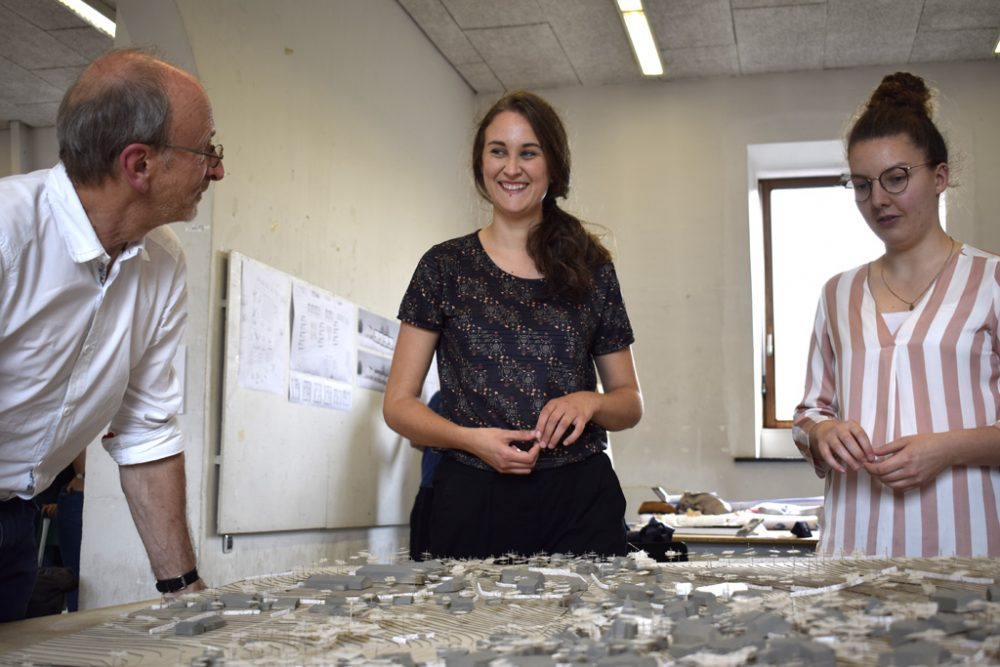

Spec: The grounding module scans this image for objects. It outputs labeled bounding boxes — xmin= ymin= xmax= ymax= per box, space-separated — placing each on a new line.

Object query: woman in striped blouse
xmin=793 ymin=72 xmax=1000 ymax=557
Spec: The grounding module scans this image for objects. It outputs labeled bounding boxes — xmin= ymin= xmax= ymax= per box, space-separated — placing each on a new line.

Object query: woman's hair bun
xmin=867 ymin=71 xmax=931 ymax=117
xmin=848 ymin=71 xmax=948 ymax=164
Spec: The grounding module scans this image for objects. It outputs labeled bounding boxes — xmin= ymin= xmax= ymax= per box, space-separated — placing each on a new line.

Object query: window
xmin=747 ymin=140 xmax=846 ymax=457
xmin=760 ymin=177 xmax=883 ymax=428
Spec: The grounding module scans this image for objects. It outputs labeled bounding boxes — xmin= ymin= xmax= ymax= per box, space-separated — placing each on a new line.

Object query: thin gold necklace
xmin=879 ymin=237 xmax=957 ymax=311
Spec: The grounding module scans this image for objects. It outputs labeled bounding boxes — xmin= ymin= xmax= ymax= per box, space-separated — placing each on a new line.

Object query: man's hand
xmin=162 ymin=577 xmax=207 ymax=600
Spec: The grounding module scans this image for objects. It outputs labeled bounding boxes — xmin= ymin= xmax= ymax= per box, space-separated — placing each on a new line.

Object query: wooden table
xmin=672 ymin=529 xmax=819 ymax=555
xmin=0 ymin=599 xmax=152 ymax=654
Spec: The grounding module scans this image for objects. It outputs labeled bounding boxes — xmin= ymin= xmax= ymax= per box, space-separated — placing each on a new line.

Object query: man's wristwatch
xmin=155 ymin=567 xmax=199 ymax=593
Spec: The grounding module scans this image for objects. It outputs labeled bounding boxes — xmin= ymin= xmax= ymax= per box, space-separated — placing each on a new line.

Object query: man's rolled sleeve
xmin=107 ymin=232 xmax=188 ymax=465
xmin=103 ymin=421 xmax=183 ymax=465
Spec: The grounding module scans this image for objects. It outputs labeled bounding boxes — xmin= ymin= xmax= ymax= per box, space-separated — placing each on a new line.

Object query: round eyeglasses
xmin=164 ymin=142 xmax=224 ymax=169
xmin=842 ymin=163 xmax=932 ymax=202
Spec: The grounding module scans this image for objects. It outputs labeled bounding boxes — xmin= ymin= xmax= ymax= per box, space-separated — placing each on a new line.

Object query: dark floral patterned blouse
xmin=398 ymin=231 xmax=635 ymax=470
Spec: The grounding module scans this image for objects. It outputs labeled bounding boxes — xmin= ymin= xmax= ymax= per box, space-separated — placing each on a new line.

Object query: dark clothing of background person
xmin=408 ymin=391 xmax=443 ymax=561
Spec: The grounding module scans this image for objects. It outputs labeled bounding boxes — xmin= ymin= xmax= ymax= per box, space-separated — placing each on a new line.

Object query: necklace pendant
xmin=908 ymin=303 xmax=915 ymax=311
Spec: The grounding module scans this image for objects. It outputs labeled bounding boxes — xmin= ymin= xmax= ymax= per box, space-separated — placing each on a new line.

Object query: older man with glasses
xmin=0 ymin=48 xmax=224 ymax=621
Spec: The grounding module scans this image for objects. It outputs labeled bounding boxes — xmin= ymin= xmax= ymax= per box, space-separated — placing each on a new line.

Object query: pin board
xmin=217 ymin=251 xmax=417 ymax=533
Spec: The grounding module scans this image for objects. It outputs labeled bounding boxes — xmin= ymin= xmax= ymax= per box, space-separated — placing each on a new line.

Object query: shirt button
xmin=63 ymin=407 xmax=71 ymax=416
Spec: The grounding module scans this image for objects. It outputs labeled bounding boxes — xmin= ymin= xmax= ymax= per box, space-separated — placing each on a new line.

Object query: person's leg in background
xmin=0 ymin=498 xmax=40 ymax=622
xmin=56 ymin=487 xmax=83 ymax=611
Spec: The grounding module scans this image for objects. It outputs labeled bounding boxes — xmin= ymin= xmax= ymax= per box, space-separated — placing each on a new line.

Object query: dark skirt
xmin=408 ymin=486 xmax=434 ymax=561
xmin=426 ymin=453 xmax=627 ymax=560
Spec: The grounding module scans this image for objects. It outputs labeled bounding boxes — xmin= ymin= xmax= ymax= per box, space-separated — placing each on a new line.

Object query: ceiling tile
xmin=0 ymin=56 xmax=64 ymax=105
xmin=10 ymin=100 xmax=60 ymax=127
xmin=646 ymin=0 xmax=735 ymax=50
xmin=0 ymin=5 xmax=89 ymax=69
xmin=910 ymin=28 xmax=1000 ymax=62
xmin=440 ymin=0 xmax=545 ymax=29
xmin=734 ymin=4 xmax=827 ymax=74
xmin=825 ymin=0 xmax=921 ymax=69
xmin=919 ymin=0 xmax=1000 ymax=31
xmin=0 ymin=0 xmax=87 ymax=30
xmin=540 ymin=0 xmax=642 ymax=87
xmin=396 ymin=0 xmax=998 ymax=89
xmin=466 ymin=24 xmax=579 ymax=90
xmin=662 ymin=44 xmax=740 ymax=79
xmin=455 ymin=61 xmax=504 ymax=93
xmin=50 ymin=26 xmax=113 ymax=61
xmin=3 ymin=0 xmax=999 ymax=123
xmin=397 ymin=0 xmax=481 ymax=65
xmin=32 ymin=65 xmax=85 ymax=90
xmin=731 ymin=0 xmax=824 ymax=6
xmin=0 ymin=101 xmax=18 ymax=125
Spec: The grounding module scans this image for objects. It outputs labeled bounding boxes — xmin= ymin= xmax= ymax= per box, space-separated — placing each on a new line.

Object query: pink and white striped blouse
xmin=793 ymin=244 xmax=1000 ymax=557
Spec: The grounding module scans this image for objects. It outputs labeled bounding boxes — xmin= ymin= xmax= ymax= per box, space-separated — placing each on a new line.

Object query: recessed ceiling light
xmin=617 ymin=1 xmax=663 ymax=77
xmin=57 ymin=0 xmax=115 ymax=37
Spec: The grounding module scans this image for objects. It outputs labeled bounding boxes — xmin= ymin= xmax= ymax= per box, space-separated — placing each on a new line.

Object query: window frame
xmin=760 ymin=174 xmax=844 ymax=429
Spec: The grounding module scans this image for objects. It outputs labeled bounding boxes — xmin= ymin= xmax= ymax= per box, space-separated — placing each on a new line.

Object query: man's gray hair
xmin=57 ymin=50 xmax=173 ymax=186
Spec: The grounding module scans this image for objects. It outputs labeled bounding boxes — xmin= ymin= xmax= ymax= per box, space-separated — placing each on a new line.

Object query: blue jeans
xmin=0 ymin=498 xmax=39 ymax=622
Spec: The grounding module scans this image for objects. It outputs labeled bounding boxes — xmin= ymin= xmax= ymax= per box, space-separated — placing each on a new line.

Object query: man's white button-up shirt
xmin=0 ymin=163 xmax=187 ymax=500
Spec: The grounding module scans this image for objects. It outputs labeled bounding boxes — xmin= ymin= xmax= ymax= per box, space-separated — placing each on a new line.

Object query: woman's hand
xmin=864 ymin=433 xmax=949 ymax=492
xmin=808 ymin=419 xmax=876 ymax=473
xmin=467 ymin=428 xmax=541 ymax=474
xmin=534 ymin=392 xmax=600 ymax=448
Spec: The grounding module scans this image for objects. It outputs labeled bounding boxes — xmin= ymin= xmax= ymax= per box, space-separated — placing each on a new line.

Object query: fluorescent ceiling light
xmin=618 ymin=1 xmax=663 ymax=77
xmin=57 ymin=0 xmax=116 ymax=37
xmin=994 ymin=29 xmax=1000 ymax=54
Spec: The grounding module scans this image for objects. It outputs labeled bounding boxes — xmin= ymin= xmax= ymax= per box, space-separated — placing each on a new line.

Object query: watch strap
xmin=155 ymin=567 xmax=199 ymax=593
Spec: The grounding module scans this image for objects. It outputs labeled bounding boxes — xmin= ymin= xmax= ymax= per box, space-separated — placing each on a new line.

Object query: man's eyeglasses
xmin=842 ymin=163 xmax=932 ymax=202
xmin=165 ymin=142 xmax=224 ymax=169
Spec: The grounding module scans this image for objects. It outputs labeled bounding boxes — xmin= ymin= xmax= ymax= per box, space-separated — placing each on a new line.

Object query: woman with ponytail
xmin=794 ymin=72 xmax=1000 ymax=557
xmin=385 ymin=91 xmax=642 ymax=560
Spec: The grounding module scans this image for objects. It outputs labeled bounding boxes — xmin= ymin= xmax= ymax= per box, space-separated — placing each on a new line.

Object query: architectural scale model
xmin=2 ymin=550 xmax=999 ymax=666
